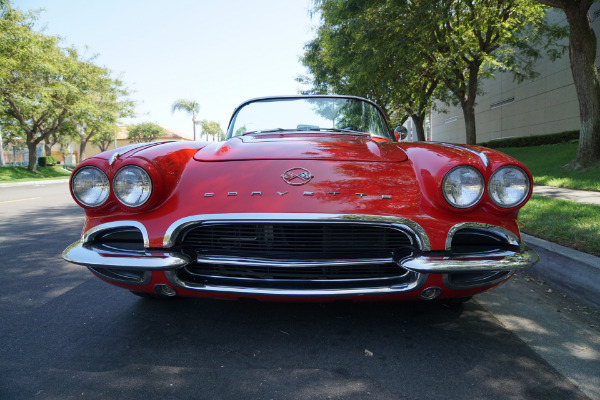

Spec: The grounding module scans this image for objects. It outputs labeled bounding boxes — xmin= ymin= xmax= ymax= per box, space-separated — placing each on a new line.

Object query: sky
xmin=13 ymin=0 xmax=317 ymax=139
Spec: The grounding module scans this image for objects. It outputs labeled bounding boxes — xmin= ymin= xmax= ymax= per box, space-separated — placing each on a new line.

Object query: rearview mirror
xmin=394 ymin=126 xmax=408 ymax=141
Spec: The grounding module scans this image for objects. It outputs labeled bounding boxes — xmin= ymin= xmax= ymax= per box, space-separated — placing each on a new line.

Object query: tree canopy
xmin=127 ymin=122 xmax=163 ymax=143
xmin=172 ymin=99 xmax=200 ymax=141
xmin=0 ymin=2 xmax=134 ymax=171
xmin=199 ymin=120 xmax=223 ymax=141
xmin=301 ymin=0 xmax=563 ymax=144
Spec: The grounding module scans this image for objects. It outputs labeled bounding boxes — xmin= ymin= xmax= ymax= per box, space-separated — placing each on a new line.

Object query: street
xmin=0 ymin=182 xmax=595 ymax=399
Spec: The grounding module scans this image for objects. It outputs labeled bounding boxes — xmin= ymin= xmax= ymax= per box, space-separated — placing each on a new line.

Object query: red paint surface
xmin=72 ymin=134 xmax=533 ymax=300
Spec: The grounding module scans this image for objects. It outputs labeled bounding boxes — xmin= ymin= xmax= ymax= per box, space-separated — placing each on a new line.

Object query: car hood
xmin=193 ymin=133 xmax=408 ymax=162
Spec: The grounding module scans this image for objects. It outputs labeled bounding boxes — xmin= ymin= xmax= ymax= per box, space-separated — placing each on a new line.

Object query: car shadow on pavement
xmin=0 ymin=278 xmax=589 ymax=400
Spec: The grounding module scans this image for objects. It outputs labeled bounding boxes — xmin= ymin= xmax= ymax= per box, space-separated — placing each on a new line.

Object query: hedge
xmin=478 ymin=130 xmax=579 ymax=149
xmin=38 ymin=156 xmax=57 ymax=167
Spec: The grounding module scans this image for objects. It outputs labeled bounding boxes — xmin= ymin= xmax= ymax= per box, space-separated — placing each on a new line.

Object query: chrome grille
xmin=180 ymin=223 xmax=413 ymax=260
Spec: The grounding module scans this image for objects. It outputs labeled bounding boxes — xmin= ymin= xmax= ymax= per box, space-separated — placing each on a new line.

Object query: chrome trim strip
xmin=62 ymin=241 xmax=190 ymax=271
xmin=195 ymin=255 xmax=395 ymax=268
xmin=82 ymin=221 xmax=150 ymax=248
xmin=162 ymin=213 xmax=431 ymax=251
xmin=433 ymin=142 xmax=489 ymax=166
xmin=398 ymin=245 xmax=539 ymax=273
xmin=445 ymin=222 xmax=520 ymax=251
xmin=164 ymin=270 xmax=428 ymax=297
xmin=108 ymin=141 xmax=172 ymax=165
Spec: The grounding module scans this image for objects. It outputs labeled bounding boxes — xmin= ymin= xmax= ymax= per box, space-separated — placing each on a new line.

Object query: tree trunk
xmin=27 ymin=139 xmax=39 ymax=173
xmin=462 ymin=99 xmax=477 ymax=145
xmin=462 ymin=62 xmax=481 ymax=145
xmin=44 ymin=136 xmax=52 ymax=156
xmin=79 ymin=138 xmax=89 ymax=162
xmin=411 ymin=113 xmax=427 ymax=141
xmin=0 ymin=129 xmax=5 ymax=166
xmin=563 ymin=2 xmax=600 ymax=168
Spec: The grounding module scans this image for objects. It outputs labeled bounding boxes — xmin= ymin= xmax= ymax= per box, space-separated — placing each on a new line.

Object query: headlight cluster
xmin=442 ymin=165 xmax=529 ymax=209
xmin=488 ymin=166 xmax=530 ymax=208
xmin=442 ymin=166 xmax=484 ymax=208
xmin=72 ymin=165 xmax=152 ymax=208
xmin=72 ymin=167 xmax=110 ymax=207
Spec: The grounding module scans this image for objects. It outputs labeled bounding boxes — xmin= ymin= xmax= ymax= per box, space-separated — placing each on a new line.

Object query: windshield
xmin=226 ymin=97 xmax=392 ymax=140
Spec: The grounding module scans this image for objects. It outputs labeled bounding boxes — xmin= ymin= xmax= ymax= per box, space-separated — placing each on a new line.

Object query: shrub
xmin=38 ymin=156 xmax=57 ymax=167
xmin=478 ymin=130 xmax=579 ymax=148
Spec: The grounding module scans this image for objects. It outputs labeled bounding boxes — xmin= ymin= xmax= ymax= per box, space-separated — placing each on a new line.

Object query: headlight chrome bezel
xmin=488 ymin=165 xmax=530 ymax=209
xmin=71 ymin=166 xmax=110 ymax=207
xmin=113 ymin=165 xmax=153 ymax=207
xmin=442 ymin=165 xmax=485 ymax=209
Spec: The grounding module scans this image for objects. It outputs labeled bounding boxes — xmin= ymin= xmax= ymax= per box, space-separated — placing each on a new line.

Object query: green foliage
xmin=37 ymin=156 xmax=57 ymax=167
xmin=519 ymin=195 xmax=600 ymax=256
xmin=301 ymin=0 xmax=565 ymax=144
xmin=0 ymin=2 xmax=134 ymax=170
xmin=127 ymin=122 xmax=163 ymax=143
xmin=198 ymin=120 xmax=223 ymax=141
xmin=480 ymin=130 xmax=579 ymax=148
xmin=91 ymin=127 xmax=117 ymax=152
xmin=499 ymin=142 xmax=600 ymax=191
xmin=172 ymin=99 xmax=200 ymax=140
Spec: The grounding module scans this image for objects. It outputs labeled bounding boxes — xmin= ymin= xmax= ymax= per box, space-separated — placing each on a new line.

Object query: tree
xmin=535 ymin=0 xmax=600 ymax=169
xmin=198 ymin=120 xmax=223 ymax=141
xmin=0 ymin=5 xmax=76 ymax=171
xmin=0 ymin=3 xmax=133 ymax=171
xmin=171 ymin=99 xmax=200 ymax=141
xmin=44 ymin=121 xmax=76 ymax=157
xmin=91 ymin=126 xmax=118 ymax=153
xmin=302 ymin=0 xmax=562 ymax=144
xmin=69 ymin=59 xmax=133 ymax=161
xmin=127 ymin=122 xmax=163 ymax=143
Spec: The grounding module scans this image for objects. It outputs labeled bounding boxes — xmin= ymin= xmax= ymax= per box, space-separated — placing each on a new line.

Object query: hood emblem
xmin=281 ymin=168 xmax=314 ymax=186
xmin=282 ymin=168 xmax=313 ymax=186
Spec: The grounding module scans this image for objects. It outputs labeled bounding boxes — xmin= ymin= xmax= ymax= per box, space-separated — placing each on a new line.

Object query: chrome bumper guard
xmin=395 ymin=245 xmax=539 ymax=273
xmin=62 ymin=241 xmax=190 ymax=271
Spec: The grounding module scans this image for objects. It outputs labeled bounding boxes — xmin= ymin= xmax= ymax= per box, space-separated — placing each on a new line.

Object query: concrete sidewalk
xmin=533 ymin=185 xmax=600 ymax=205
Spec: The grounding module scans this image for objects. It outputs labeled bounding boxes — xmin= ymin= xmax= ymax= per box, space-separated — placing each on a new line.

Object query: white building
xmin=428 ymin=7 xmax=600 ymax=144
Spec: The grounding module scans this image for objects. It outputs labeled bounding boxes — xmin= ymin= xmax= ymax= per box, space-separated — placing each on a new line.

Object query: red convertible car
xmin=63 ymin=95 xmax=538 ymax=302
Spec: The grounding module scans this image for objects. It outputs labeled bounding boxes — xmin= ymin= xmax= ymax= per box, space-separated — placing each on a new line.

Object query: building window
xmin=490 ymin=97 xmax=515 ymax=110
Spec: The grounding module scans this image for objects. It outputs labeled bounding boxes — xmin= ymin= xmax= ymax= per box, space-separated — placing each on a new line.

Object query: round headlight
xmin=488 ymin=166 xmax=530 ymax=208
xmin=113 ymin=165 xmax=152 ymax=207
xmin=442 ymin=166 xmax=484 ymax=208
xmin=72 ymin=167 xmax=110 ymax=207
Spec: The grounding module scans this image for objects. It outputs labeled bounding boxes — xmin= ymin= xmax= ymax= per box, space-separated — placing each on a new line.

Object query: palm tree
xmin=171 ymin=99 xmax=200 ymax=140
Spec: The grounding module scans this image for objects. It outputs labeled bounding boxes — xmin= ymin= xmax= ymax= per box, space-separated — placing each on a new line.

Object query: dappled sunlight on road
xmin=476 ymin=272 xmax=600 ymax=400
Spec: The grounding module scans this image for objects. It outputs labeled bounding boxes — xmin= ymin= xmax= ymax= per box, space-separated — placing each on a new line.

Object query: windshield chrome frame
xmin=225 ymin=95 xmax=394 ymax=141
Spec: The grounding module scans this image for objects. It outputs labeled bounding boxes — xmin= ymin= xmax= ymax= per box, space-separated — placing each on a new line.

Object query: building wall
xmin=429 ymin=8 xmax=600 ymax=144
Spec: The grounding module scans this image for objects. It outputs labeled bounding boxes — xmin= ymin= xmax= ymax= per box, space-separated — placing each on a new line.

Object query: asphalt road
xmin=0 ymin=182 xmax=593 ymax=400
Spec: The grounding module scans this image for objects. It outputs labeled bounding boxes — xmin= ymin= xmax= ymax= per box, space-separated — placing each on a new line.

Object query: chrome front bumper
xmin=62 ymin=241 xmax=190 ymax=270
xmin=62 ymin=239 xmax=539 ymax=273
xmin=396 ymin=246 xmax=540 ymax=273
xmin=63 ymin=215 xmax=539 ymax=273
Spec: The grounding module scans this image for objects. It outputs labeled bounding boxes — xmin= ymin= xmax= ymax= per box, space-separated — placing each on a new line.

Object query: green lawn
xmin=498 ymin=143 xmax=600 ymax=192
xmin=519 ymin=195 xmax=600 ymax=256
xmin=0 ymin=166 xmax=72 ymax=183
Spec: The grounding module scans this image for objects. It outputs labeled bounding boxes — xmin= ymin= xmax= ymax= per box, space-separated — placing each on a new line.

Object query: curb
xmin=523 ymin=233 xmax=600 ymax=309
xmin=0 ymin=179 xmax=70 ymax=188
